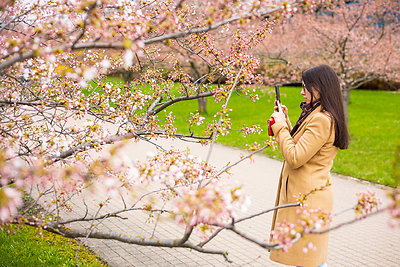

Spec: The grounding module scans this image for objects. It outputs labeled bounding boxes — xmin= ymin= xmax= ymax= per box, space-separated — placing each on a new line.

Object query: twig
xmin=310 ymin=207 xmax=389 ymax=234
xmin=198 ymin=203 xmax=299 ymax=247
xmin=204 ymin=64 xmax=244 ymax=166
xmin=215 ymin=144 xmax=270 ymax=176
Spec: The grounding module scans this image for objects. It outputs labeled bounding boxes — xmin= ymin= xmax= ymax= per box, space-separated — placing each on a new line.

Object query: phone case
xmin=268 ymin=117 xmax=275 ymax=136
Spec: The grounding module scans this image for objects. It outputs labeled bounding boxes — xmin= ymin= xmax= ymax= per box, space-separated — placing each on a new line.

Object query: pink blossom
xmin=355 ymin=190 xmax=382 ymax=218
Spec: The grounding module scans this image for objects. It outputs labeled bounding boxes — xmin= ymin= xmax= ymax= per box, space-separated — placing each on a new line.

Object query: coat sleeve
xmin=271 ymin=113 xmax=332 ymax=169
xmin=286 ymin=116 xmax=293 ymax=132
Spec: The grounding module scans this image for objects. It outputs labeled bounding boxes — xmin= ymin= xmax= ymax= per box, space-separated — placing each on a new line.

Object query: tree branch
xmin=0 ymin=8 xmax=33 ymax=34
xmin=57 ymin=207 xmax=170 ymax=225
xmin=45 ymin=223 xmax=230 ymax=260
xmin=71 ymin=2 xmax=97 ymax=49
xmin=198 ymin=203 xmax=299 ymax=247
xmin=52 ymin=130 xmax=211 ymax=162
xmin=147 ymin=91 xmax=214 ymax=116
xmin=0 ymin=4 xmax=287 ymax=71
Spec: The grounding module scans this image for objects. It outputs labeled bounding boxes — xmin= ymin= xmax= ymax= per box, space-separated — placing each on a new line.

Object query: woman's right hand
xmin=274 ymin=100 xmax=288 ymax=119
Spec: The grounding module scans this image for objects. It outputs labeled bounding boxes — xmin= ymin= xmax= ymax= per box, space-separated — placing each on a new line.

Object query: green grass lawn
xmin=0 ymin=224 xmax=107 ymax=266
xmin=160 ymin=86 xmax=400 ymax=187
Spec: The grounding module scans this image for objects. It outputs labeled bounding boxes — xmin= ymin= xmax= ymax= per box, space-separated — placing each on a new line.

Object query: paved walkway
xmin=65 ymin=139 xmax=399 ymax=267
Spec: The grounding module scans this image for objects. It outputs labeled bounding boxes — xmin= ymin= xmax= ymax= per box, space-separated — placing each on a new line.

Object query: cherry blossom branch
xmin=143 ymin=5 xmax=282 ymax=45
xmin=198 ymin=185 xmax=333 ymax=248
xmin=0 ymin=99 xmax=63 ymax=107
xmin=71 ymin=2 xmax=98 ymax=49
xmin=198 ymin=203 xmax=299 ymax=247
xmin=2 ymin=73 xmax=40 ymax=99
xmin=175 ymin=39 xmax=213 ymax=67
xmin=204 ymin=64 xmax=244 ymax=164
xmin=204 ymin=205 xmax=388 ymax=252
xmin=0 ymin=3 xmax=288 ymax=71
xmin=52 ymin=130 xmax=211 ymax=162
xmin=348 ymin=74 xmax=378 ymax=90
xmin=310 ymin=206 xmax=389 ymax=235
xmin=144 ymin=96 xmax=162 ymax=120
xmin=15 ymin=200 xmax=390 ymax=260
xmin=151 ymin=201 xmax=167 ymax=237
xmin=344 ymin=2 xmax=367 ymax=32
xmin=217 ymin=223 xmax=298 ymax=250
xmin=0 ymin=8 xmax=34 ymax=34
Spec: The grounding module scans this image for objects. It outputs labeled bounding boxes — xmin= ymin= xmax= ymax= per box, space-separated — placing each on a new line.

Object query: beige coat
xmin=269 ymin=106 xmax=337 ymax=267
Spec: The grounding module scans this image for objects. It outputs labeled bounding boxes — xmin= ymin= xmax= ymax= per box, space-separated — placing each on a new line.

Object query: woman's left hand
xmin=271 ymin=111 xmax=286 ymax=123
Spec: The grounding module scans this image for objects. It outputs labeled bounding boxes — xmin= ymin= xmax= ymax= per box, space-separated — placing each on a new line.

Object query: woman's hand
xmin=271 ymin=110 xmax=286 ymax=123
xmin=274 ymin=100 xmax=288 ymax=119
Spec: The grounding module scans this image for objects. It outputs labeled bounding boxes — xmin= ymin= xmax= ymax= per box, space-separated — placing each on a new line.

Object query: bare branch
xmin=45 ymin=223 xmax=229 ymax=259
xmin=57 ymin=207 xmax=170 ymax=225
xmin=147 ymin=91 xmax=214 ymax=116
xmin=143 ymin=96 xmax=162 ymax=122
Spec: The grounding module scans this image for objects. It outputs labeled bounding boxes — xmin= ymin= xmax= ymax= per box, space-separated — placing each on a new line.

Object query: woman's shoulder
xmin=309 ymin=110 xmax=333 ymax=126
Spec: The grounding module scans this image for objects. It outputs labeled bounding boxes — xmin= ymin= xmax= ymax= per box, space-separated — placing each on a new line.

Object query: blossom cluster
xmin=163 ymin=111 xmax=177 ymax=137
xmin=270 ymin=220 xmax=299 ymax=252
xmin=171 ymin=180 xmax=250 ymax=227
xmin=245 ymin=141 xmax=262 ymax=152
xmin=0 ymin=145 xmax=131 ymax=221
xmin=354 ymin=190 xmax=382 ymax=218
xmin=296 ymin=208 xmax=332 ymax=234
xmin=271 ymin=206 xmax=331 ymax=252
xmin=187 ymin=112 xmax=205 ymax=127
xmin=127 ymin=149 xmax=251 ymax=227
xmin=241 ymin=124 xmax=263 ymax=137
xmin=132 ymin=149 xmax=216 ymax=187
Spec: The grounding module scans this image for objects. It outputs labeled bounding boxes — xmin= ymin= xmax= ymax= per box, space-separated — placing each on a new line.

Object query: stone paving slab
xmin=65 ymin=138 xmax=399 ymax=267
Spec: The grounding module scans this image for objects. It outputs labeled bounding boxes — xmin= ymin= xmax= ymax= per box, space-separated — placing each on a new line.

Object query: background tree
xmin=258 ymin=0 xmax=400 ymax=123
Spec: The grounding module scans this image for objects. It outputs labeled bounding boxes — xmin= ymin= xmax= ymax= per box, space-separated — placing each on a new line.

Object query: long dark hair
xmin=302 ymin=65 xmax=349 ymax=149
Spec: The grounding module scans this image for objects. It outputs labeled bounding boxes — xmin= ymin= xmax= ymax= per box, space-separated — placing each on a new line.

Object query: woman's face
xmin=301 ymin=82 xmax=319 ymax=104
xmin=301 ymin=82 xmax=312 ymax=103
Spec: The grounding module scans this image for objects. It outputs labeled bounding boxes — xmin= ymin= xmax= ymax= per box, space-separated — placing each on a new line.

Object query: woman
xmin=269 ymin=65 xmax=349 ymax=267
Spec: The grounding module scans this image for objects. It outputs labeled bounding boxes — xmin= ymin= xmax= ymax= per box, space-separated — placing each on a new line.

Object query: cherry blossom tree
xmin=258 ymin=0 xmax=400 ymax=122
xmin=0 ymin=0 xmax=398 ymax=262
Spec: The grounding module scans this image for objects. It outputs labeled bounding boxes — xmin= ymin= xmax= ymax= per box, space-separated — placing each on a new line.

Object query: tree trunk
xmin=190 ymin=61 xmax=208 ymax=114
xmin=198 ymin=97 xmax=207 ymax=114
xmin=342 ymin=87 xmax=350 ymax=127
